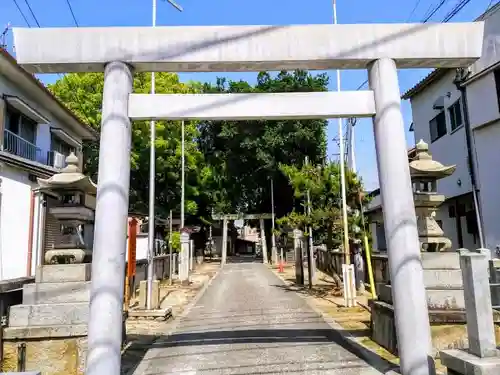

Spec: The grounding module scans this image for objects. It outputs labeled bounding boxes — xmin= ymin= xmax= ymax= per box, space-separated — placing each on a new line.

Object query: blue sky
xmin=1 ymin=0 xmax=495 ymax=190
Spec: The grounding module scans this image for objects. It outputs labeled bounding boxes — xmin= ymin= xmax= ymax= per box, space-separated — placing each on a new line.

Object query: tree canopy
xmin=199 ymin=70 xmax=329 ymax=217
xmin=48 ymin=72 xmax=210 ymax=220
xmin=277 ymin=161 xmax=370 ymax=249
xmin=48 ymin=69 xmax=368 ymax=249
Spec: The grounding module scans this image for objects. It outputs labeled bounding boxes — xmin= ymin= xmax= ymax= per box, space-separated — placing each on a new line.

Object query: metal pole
xmin=350 ymin=121 xmax=357 ymax=173
xmin=454 ymin=69 xmax=485 ymax=248
xmin=181 ymin=120 xmax=185 ymax=228
xmin=333 ymin=0 xmax=350 ymax=265
xmin=168 ymin=209 xmax=173 ymax=285
xmin=270 ymin=179 xmax=278 ymax=264
xmin=304 ymin=156 xmax=314 ymax=279
xmin=369 ymin=57 xmax=433 ymax=375
xmin=222 ymin=218 xmax=228 ymax=265
xmin=146 ymin=0 xmax=157 ymax=311
xmin=86 ymin=61 xmax=133 ymax=375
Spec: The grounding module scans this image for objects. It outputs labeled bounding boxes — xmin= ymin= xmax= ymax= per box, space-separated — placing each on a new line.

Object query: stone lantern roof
xmin=37 ymin=152 xmax=97 ymax=195
xmin=409 ymin=139 xmax=456 ymax=179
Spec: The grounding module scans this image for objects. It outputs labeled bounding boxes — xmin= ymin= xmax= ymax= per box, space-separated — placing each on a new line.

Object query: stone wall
xmin=2 ymin=335 xmax=86 ymax=374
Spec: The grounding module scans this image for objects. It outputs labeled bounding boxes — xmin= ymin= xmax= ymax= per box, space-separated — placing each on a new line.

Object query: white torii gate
xmin=12 ymin=21 xmax=484 ymax=375
xmin=212 ymin=213 xmax=273 ymax=264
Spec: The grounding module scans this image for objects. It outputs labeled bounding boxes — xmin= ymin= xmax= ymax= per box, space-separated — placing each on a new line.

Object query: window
xmin=495 ymin=68 xmax=500 ymax=113
xmin=4 ymin=105 xmax=38 ymax=160
xmin=5 ymin=106 xmax=37 ymax=144
xmin=448 ymin=99 xmax=463 ymax=131
xmin=429 ymin=111 xmax=447 ymax=142
xmin=51 ymin=134 xmax=75 ymax=156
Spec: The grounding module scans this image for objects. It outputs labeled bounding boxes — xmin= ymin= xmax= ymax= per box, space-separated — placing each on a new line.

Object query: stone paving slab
xmin=131 ymin=259 xmax=384 ymax=374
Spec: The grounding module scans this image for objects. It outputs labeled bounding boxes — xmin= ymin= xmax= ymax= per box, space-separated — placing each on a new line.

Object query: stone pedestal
xmin=1 ymin=264 xmax=124 ymax=375
xmin=440 ymin=251 xmax=500 ymax=375
xmin=371 ymin=252 xmax=500 ymax=356
xmin=139 ymin=280 xmax=160 ymax=310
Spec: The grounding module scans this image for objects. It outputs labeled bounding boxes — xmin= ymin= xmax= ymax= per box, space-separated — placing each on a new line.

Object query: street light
xmin=147 ymin=0 xmax=183 ymax=310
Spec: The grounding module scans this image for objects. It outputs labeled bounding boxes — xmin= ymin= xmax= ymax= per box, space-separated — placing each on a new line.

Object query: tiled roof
xmin=401 ymin=69 xmax=448 ymax=100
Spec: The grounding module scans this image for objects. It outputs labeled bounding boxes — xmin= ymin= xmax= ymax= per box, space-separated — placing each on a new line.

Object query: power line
xmin=407 ymin=0 xmax=424 ymax=22
xmin=65 ymin=0 xmax=79 ymax=27
xmin=422 ymin=0 xmax=450 ymax=22
xmin=442 ymin=0 xmax=471 ymax=22
xmin=485 ymin=0 xmax=497 ymax=11
xmin=352 ymin=0 xmax=467 ymax=92
xmin=23 ymin=0 xmax=40 ymax=27
xmin=12 ymin=0 xmax=31 ymax=27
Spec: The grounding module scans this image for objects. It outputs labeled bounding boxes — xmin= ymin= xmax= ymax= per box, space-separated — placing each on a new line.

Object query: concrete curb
xmin=270 ymin=268 xmax=400 ymax=375
xmin=127 ymin=263 xmax=223 ymax=375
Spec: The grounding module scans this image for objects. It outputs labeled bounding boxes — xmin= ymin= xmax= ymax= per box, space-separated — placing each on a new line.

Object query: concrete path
xmin=132 ymin=260 xmax=383 ymax=375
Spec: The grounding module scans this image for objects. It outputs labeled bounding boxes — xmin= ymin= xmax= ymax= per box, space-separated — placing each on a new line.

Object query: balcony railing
xmin=3 ymin=129 xmax=41 ymax=162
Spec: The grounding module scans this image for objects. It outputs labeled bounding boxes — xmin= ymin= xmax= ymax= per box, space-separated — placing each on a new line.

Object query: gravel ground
xmin=131 ymin=259 xmax=383 ymax=375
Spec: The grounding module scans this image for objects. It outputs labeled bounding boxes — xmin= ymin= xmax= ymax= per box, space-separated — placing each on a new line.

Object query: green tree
xmin=198 ymin=70 xmax=329 ymax=218
xmin=48 ymin=72 xmax=211 ymax=220
xmin=277 ymin=161 xmax=370 ymax=250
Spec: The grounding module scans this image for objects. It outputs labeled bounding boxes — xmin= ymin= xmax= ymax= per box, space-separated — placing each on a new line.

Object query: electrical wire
xmin=353 ymin=0 xmax=454 ymax=91
xmin=406 ymin=0 xmax=424 ymax=22
xmin=442 ymin=1 xmax=471 ymax=22
xmin=12 ymin=0 xmax=31 ymax=27
xmin=23 ymin=0 xmax=40 ymax=27
xmin=422 ymin=0 xmax=450 ymax=22
xmin=65 ymin=0 xmax=79 ymax=27
xmin=485 ymin=0 xmax=497 ymax=11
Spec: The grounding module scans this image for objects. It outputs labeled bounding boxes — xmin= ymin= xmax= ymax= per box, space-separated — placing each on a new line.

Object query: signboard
xmin=127 ymin=218 xmax=137 ymax=277
xmin=212 ymin=213 xmax=273 ymax=220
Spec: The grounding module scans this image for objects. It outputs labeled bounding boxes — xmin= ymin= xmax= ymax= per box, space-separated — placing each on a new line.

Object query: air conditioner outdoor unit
xmin=53 ymin=151 xmax=66 ymax=169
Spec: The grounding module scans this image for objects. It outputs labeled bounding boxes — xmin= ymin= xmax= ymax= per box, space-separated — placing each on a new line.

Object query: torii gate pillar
xmin=369 ymin=58 xmax=434 ymax=375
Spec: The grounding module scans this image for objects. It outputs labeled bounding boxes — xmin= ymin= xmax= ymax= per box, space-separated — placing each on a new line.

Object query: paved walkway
xmin=132 ymin=260 xmax=382 ymax=375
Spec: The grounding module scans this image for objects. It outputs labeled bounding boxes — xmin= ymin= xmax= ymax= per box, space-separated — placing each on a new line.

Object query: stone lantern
xmin=409 ymin=139 xmax=456 ymax=252
xmin=37 ymin=152 xmax=97 ymax=264
xmin=2 ymin=152 xmax=100 ymax=374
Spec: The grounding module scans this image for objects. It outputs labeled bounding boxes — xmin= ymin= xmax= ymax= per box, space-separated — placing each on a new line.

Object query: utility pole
xmin=304 ymin=156 xmax=315 ymax=281
xmin=270 ymin=178 xmax=278 ymax=264
xmin=181 ymin=120 xmax=185 ymax=228
xmin=168 ymin=209 xmax=173 ymax=285
xmin=333 ymin=0 xmax=355 ymax=307
xmin=146 ymin=0 xmax=158 ymax=311
xmin=333 ymin=0 xmax=350 ymax=267
xmin=146 ymin=0 xmax=183 ymax=310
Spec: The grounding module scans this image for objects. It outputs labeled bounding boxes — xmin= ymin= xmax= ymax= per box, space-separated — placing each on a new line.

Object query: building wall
xmin=0 ymin=73 xmax=81 ymax=165
xmin=473 ymin=120 xmax=500 ymax=250
xmin=470 ymin=5 xmax=500 ymax=76
xmin=0 ymin=166 xmax=35 ymax=280
xmin=467 ymin=72 xmax=500 ymax=132
xmin=434 ymin=200 xmax=477 ymax=251
xmin=411 ymin=71 xmax=472 ymax=200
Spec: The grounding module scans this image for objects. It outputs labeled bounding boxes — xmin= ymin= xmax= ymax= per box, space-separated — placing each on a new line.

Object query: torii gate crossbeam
xmin=12 ymin=21 xmax=484 ymax=375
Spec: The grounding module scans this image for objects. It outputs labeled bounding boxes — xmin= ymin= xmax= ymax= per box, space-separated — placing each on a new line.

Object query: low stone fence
xmin=315 ymin=249 xmax=343 ymax=278
xmin=128 ymin=254 xmax=179 ymax=292
xmin=315 ymin=248 xmax=389 ymax=295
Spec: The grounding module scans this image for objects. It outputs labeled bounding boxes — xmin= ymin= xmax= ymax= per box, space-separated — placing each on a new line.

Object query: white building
xmin=0 ymin=48 xmax=96 ymax=280
xmin=396 ymin=4 xmax=500 ymax=252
